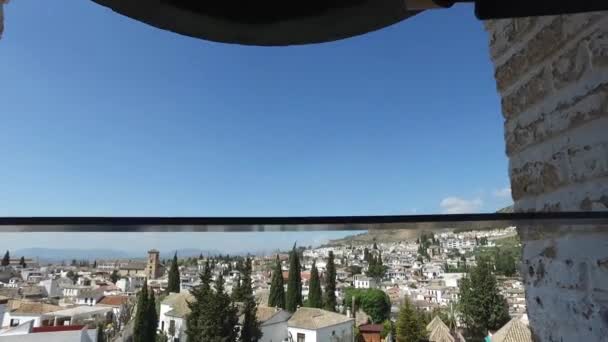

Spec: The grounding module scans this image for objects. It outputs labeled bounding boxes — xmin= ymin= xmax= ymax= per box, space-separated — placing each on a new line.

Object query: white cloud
xmin=440 ymin=197 xmax=483 ymax=214
xmin=493 ymin=187 xmax=512 ymax=199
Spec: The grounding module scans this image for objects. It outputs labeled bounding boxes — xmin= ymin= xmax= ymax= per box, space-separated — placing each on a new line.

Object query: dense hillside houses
xmin=0 ymin=226 xmax=528 ymax=341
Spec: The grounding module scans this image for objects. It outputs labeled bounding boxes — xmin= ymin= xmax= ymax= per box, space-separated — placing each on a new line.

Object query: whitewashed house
xmin=287 ymin=307 xmax=354 ymax=342
xmin=353 ymin=275 xmax=377 ymax=289
xmin=159 ymin=292 xmax=193 ymax=342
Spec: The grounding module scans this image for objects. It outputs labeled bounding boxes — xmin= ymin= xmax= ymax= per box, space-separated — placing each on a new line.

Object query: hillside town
xmin=0 ymin=227 xmax=531 ymax=342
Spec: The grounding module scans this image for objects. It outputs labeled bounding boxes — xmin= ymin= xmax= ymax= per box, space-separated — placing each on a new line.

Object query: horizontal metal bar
xmin=0 ymin=212 xmax=606 ymax=232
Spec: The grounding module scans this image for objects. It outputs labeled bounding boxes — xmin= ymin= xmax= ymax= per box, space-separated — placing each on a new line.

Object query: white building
xmin=440 ymin=273 xmax=464 ymax=288
xmin=75 ymin=289 xmax=105 ymax=306
xmin=248 ymin=307 xmax=292 ymax=342
xmin=1 ymin=302 xmax=62 ymax=328
xmin=0 ymin=320 xmax=98 ymax=341
xmin=159 ymin=292 xmax=193 ymax=342
xmin=287 ymin=307 xmax=354 ymax=342
xmin=353 ymin=275 xmax=377 ymax=289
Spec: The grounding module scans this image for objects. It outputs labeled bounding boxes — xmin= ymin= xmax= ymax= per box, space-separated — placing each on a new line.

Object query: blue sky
xmin=0 ymin=2 xmax=512 ymax=253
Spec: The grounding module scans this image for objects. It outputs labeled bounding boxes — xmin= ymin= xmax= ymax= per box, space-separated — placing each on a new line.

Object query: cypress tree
xmin=307 ymin=261 xmax=322 ymax=308
xmin=396 ymin=298 xmax=425 ymax=342
xmin=19 ymin=256 xmax=26 ymax=268
xmin=239 ymin=258 xmax=262 ymax=342
xmin=147 ymin=291 xmax=159 ymax=340
xmin=110 ymin=270 xmax=120 ymax=284
xmin=1 ymin=251 xmax=9 ymax=266
xmin=268 ymin=255 xmax=285 ymax=309
xmin=186 ymin=261 xmax=213 ymax=341
xmin=233 ymin=256 xmax=253 ymax=302
xmin=133 ymin=280 xmax=149 ymax=342
xmin=213 ymin=273 xmax=239 ymax=341
xmin=459 ymin=257 xmax=510 ymax=339
xmin=363 ymin=248 xmax=370 ymax=263
xmin=167 ymin=253 xmax=180 ymax=293
xmin=324 ymin=251 xmax=337 ymax=312
xmin=286 ymin=244 xmax=302 ymax=312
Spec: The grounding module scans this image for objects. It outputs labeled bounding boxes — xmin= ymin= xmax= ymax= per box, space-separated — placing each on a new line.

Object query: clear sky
xmin=0 ymin=1 xmax=512 ymax=254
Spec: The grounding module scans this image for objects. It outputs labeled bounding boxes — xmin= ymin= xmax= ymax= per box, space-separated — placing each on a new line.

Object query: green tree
xmin=324 ymin=251 xmax=337 ymax=312
xmin=186 ymin=261 xmax=214 ymax=341
xmin=133 ymin=280 xmax=150 ymax=342
xmin=212 ymin=273 xmax=239 ymax=341
xmin=458 ymin=257 xmax=510 ymax=339
xmin=239 ymin=258 xmax=262 ymax=342
xmin=232 ymin=257 xmax=251 ymax=303
xmin=93 ymin=260 xmax=97 ymax=268
xmin=363 ymin=248 xmax=370 ymax=263
xmin=396 ymin=298 xmax=425 ymax=342
xmin=167 ymin=253 xmax=181 ymax=293
xmin=347 ymin=265 xmax=362 ymax=276
xmin=110 ymin=270 xmax=120 ymax=284
xmin=286 ymin=244 xmax=302 ymax=312
xmin=495 ymin=249 xmax=517 ymax=277
xmin=307 ymin=261 xmax=322 ymax=308
xmin=366 ymin=253 xmax=388 ymax=281
xmin=66 ymin=270 xmax=78 ymax=284
xmin=268 ymin=255 xmax=285 ymax=309
xmin=147 ymin=291 xmax=159 ymax=340
xmin=19 ymin=256 xmax=26 ymax=268
xmin=1 ymin=250 xmax=9 ymax=266
xmin=344 ymin=288 xmax=391 ymax=323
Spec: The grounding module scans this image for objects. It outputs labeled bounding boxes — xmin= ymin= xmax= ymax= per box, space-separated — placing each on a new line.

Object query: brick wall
xmin=485 ymin=12 xmax=608 ymax=341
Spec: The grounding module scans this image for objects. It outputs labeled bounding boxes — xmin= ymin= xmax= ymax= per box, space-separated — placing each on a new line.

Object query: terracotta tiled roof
xmin=32 ymin=325 xmax=86 ymax=333
xmin=359 ymin=323 xmax=383 ymax=333
xmin=98 ymin=295 xmax=129 ymax=307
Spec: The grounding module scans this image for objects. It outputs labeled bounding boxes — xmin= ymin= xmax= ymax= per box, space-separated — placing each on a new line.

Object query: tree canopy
xmin=307 ymin=261 xmax=322 ymax=308
xmin=238 ymin=257 xmax=262 ymax=342
xmin=396 ymin=298 xmax=426 ymax=342
xmin=286 ymin=244 xmax=302 ymax=312
xmin=323 ymin=251 xmax=337 ymax=312
xmin=344 ymin=288 xmax=391 ymax=323
xmin=167 ymin=253 xmax=181 ymax=293
xmin=1 ymin=250 xmax=9 ymax=266
xmin=268 ymin=255 xmax=286 ymax=309
xmin=458 ymin=257 xmax=510 ymax=339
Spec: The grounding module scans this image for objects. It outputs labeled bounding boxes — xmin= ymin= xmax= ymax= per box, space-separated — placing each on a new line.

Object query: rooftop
xmin=10 ymin=302 xmax=62 ymax=315
xmin=491 ymin=316 xmax=532 ymax=342
xmin=288 ymin=307 xmax=353 ymax=330
xmin=97 ymin=295 xmax=130 ymax=307
xmin=162 ymin=292 xmax=194 ymax=318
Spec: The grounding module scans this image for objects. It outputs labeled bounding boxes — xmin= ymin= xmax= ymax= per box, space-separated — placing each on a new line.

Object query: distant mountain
xmin=497 ymin=205 xmax=515 ymax=213
xmin=163 ymin=248 xmax=222 ymax=258
xmin=14 ymin=248 xmax=133 ymax=262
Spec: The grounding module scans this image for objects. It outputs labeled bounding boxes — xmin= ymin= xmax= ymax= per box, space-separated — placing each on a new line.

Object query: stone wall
xmin=485 ymin=12 xmax=608 ymax=341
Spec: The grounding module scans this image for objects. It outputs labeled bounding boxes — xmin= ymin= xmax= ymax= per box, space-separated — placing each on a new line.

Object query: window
xmin=10 ymin=319 xmax=19 ymax=327
xmin=297 ymin=333 xmax=305 ymax=342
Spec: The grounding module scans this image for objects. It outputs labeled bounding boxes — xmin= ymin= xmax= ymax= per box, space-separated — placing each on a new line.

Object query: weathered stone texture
xmin=486 ymin=10 xmax=608 ymax=342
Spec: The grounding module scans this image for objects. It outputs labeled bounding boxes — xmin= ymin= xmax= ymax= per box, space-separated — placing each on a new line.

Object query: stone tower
xmin=147 ymin=249 xmax=161 ymax=279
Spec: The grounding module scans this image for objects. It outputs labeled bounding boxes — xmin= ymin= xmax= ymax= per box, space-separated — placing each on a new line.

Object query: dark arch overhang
xmin=90 ymin=0 xmax=424 ymax=46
